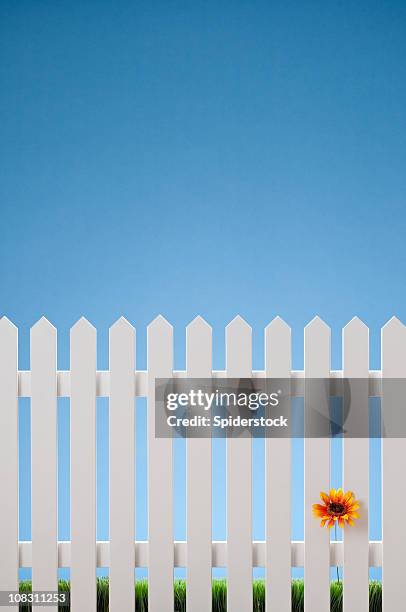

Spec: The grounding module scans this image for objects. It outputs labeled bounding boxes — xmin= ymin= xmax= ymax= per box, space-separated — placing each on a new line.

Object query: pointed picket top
xmin=382 ymin=315 xmax=405 ymax=333
xmin=0 ymin=316 xmax=17 ymax=333
xmin=186 ymin=316 xmax=212 ymax=376
xmin=304 ymin=315 xmax=330 ymax=332
xmin=147 ymin=316 xmax=173 ymax=365
xmin=186 ymin=314 xmax=211 ymax=332
xmin=0 ymin=317 xmax=18 ymax=364
xmin=226 ymin=315 xmax=251 ymax=375
xmin=110 ymin=316 xmax=135 ymax=333
xmin=70 ymin=318 xmax=96 ymax=381
xmin=304 ymin=316 xmax=330 ymax=375
xmin=71 ymin=316 xmax=96 ymax=333
xmin=226 ymin=314 xmax=251 ymax=332
xmin=265 ymin=317 xmax=291 ymax=376
xmin=381 ymin=317 xmax=406 ymax=353
xmin=382 ymin=316 xmax=406 ymax=376
xmin=343 ymin=315 xmax=368 ymax=333
xmin=31 ymin=316 xmax=56 ymax=334
xmin=343 ymin=317 xmax=369 ymax=376
xmin=147 ymin=314 xmax=172 ymax=332
xmin=31 ymin=316 xmax=56 ymax=330
xmin=304 ymin=316 xmax=330 ymax=346
xmin=109 ymin=316 xmax=135 ymax=404
xmin=30 ymin=314 xmax=56 ymax=414
xmin=265 ymin=315 xmax=290 ymax=333
xmin=147 ymin=315 xmax=173 ymax=340
xmin=109 ymin=317 xmax=135 ymax=365
xmin=147 ymin=316 xmax=172 ymax=373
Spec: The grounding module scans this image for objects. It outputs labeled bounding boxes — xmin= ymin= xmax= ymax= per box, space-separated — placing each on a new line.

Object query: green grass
xmin=17 ymin=578 xmax=382 ymax=610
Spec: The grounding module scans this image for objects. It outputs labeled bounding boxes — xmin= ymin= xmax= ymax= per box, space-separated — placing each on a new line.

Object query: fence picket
xmin=304 ymin=317 xmax=331 ymax=612
xmin=147 ymin=316 xmax=173 ymax=612
xmin=186 ymin=316 xmax=212 ymax=612
xmin=30 ymin=318 xmax=58 ymax=612
xmin=109 ymin=318 xmax=135 ymax=612
xmin=70 ymin=318 xmax=97 ymax=612
xmin=265 ymin=317 xmax=291 ymax=611
xmin=226 ymin=316 xmax=252 ymax=612
xmin=343 ymin=317 xmax=369 ymax=612
xmin=0 ymin=318 xmax=18 ymax=612
xmin=381 ymin=317 xmax=406 ymax=611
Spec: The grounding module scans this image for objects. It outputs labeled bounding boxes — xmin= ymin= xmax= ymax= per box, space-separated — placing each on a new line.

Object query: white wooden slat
xmin=70 ymin=318 xmax=97 ymax=612
xmin=381 ymin=317 xmax=406 ymax=611
xmin=265 ymin=317 xmax=291 ymax=611
xmin=30 ymin=318 xmax=58 ymax=612
xmin=0 ymin=318 xmax=18 ymax=612
xmin=109 ymin=318 xmax=135 ymax=612
xmin=226 ymin=316 xmax=252 ymax=612
xmin=304 ymin=317 xmax=331 ymax=612
xmin=186 ymin=316 xmax=212 ymax=612
xmin=147 ymin=316 xmax=173 ymax=612
xmin=343 ymin=317 xmax=369 ymax=612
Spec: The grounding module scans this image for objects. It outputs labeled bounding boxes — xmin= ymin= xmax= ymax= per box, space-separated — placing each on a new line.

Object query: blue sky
xmin=1 ymin=0 xmax=405 ymax=581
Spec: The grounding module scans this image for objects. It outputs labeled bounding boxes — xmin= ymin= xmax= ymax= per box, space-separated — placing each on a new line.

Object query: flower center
xmin=328 ymin=502 xmax=345 ymax=516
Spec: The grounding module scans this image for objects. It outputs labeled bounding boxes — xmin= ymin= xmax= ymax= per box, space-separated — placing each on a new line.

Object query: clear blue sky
xmin=1 ymin=0 xmax=405 ymax=581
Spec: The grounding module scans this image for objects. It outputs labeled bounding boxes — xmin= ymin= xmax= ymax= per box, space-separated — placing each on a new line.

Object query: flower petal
xmin=320 ymin=492 xmax=330 ymax=504
xmin=312 ymin=504 xmax=327 ymax=517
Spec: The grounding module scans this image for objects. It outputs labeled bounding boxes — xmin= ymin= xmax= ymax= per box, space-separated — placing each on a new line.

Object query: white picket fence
xmin=0 ymin=314 xmax=404 ymax=611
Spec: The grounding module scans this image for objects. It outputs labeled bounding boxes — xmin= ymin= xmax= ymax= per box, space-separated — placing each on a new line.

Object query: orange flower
xmin=312 ymin=489 xmax=360 ymax=529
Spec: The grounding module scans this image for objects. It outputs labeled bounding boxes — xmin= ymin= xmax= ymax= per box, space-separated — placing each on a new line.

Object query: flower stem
xmin=334 ymin=522 xmax=340 ymax=584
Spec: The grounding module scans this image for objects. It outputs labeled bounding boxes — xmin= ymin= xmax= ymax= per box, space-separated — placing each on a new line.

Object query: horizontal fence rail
xmin=16 ymin=541 xmax=383 ymax=568
xmin=16 ymin=369 xmax=386 ymax=397
xmin=0 ymin=315 xmax=403 ymax=612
